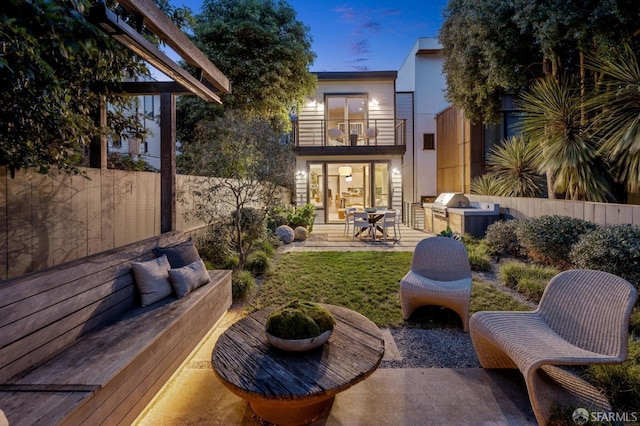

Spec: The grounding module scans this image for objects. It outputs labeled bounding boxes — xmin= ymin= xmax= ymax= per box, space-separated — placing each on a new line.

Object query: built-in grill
xmin=431 ymin=193 xmax=470 ymax=218
xmin=424 ymin=193 xmax=499 ymax=237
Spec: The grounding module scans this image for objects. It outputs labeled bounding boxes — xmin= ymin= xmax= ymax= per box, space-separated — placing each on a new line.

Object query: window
xmin=326 ymin=95 xmax=367 ymax=144
xmin=423 ymin=133 xmax=435 ymax=150
xmin=144 ymin=95 xmax=155 ymax=118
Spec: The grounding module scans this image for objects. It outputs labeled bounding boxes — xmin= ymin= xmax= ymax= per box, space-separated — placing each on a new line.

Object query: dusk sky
xmin=171 ymin=0 xmax=449 ymax=71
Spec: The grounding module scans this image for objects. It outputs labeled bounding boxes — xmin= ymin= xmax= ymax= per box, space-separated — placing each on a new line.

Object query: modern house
xmin=292 ymin=37 xmax=456 ymax=223
xmin=292 ymin=71 xmax=406 ymax=223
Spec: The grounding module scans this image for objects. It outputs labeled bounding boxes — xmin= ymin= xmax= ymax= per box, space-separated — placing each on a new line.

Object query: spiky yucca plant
xmin=470 ymin=173 xmax=503 ymax=195
xmin=585 ymin=43 xmax=640 ymax=193
xmin=486 ymin=135 xmax=545 ymax=197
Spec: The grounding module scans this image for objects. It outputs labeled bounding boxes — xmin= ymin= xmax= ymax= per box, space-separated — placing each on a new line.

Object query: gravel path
xmin=379 ymin=266 xmax=536 ymax=369
xmin=380 ymin=327 xmax=480 ymax=368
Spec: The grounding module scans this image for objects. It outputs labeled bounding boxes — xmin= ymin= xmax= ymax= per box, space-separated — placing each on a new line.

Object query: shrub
xmin=516 ymin=215 xmax=599 ymax=267
xmin=570 ymin=224 xmax=640 ymax=292
xmin=287 ymin=203 xmax=316 ymax=232
xmin=196 ymin=226 xmax=235 ymax=269
xmin=630 ymin=308 xmax=640 ymax=337
xmin=232 ymin=270 xmax=255 ymax=301
xmin=245 ymin=250 xmax=273 ymax=276
xmin=464 ymin=238 xmax=492 ymax=272
xmin=484 ymin=220 xmax=525 ymax=258
xmin=234 ymin=207 xmax=265 ymax=235
xmin=515 ymin=276 xmax=546 ymax=302
xmin=266 ymin=204 xmax=316 ymax=232
xmin=437 ymin=226 xmax=462 ymax=241
xmin=266 ymin=204 xmax=289 ymax=231
xmin=585 ymin=337 xmax=640 ymax=412
xmin=253 ymin=234 xmax=281 ymax=257
xmin=499 ymin=260 xmax=559 ymax=302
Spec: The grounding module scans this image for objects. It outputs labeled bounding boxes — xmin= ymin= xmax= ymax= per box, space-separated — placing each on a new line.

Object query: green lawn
xmin=247 ymin=251 xmax=530 ymax=327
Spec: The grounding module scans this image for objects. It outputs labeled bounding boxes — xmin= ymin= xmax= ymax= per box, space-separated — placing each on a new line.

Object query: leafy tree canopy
xmin=177 ymin=0 xmax=316 ymax=142
xmin=439 ymin=0 xmax=640 ymax=124
xmin=0 ymin=0 xmax=192 ymax=177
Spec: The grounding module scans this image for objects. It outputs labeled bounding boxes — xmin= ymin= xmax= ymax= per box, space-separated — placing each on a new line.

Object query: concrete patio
xmin=133 ymin=224 xmax=538 ymax=425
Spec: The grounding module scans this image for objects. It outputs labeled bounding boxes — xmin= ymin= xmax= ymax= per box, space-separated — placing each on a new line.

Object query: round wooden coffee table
xmin=211 ymin=304 xmax=384 ymax=425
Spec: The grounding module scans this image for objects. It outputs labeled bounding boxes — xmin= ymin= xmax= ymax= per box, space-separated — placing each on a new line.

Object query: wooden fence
xmin=467 ymin=194 xmax=640 ymax=226
xmin=0 ymin=167 xmax=291 ymax=281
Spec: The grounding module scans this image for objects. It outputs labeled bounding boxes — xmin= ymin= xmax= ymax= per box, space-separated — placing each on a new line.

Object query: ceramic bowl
xmin=265 ymin=329 xmax=332 ymax=352
xmin=365 ymin=207 xmax=377 ymax=213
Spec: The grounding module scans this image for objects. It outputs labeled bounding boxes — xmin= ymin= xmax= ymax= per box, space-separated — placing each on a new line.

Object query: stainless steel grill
xmin=424 ymin=193 xmax=499 ymax=237
xmin=432 ymin=193 xmax=470 ymax=218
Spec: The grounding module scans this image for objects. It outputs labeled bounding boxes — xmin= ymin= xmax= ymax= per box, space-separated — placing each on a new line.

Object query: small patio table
xmin=211 ymin=304 xmax=385 ymax=425
xmin=354 ymin=210 xmax=387 ymax=240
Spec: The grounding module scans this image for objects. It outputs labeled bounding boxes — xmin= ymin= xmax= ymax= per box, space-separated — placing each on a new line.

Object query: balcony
xmin=291 ymin=119 xmax=406 ymax=156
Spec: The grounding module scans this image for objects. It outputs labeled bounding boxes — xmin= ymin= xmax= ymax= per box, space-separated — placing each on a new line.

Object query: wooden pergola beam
xmin=116 ymin=0 xmax=230 ymax=95
xmin=89 ymin=0 xmax=230 ymax=233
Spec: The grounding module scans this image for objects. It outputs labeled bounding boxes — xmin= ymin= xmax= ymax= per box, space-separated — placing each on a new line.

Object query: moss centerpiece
xmin=265 ymin=301 xmax=336 ymax=352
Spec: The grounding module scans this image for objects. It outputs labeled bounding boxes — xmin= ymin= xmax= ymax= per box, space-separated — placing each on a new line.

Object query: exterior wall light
xmin=392 ymin=168 xmax=401 ymax=175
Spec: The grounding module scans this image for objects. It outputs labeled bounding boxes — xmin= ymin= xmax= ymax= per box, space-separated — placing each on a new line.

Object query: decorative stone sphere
xmin=294 ymin=226 xmax=309 ymax=241
xmin=275 ymin=225 xmax=295 ymax=244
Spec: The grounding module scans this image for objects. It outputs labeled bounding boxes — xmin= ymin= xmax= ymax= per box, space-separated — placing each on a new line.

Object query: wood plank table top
xmin=211 ymin=304 xmax=384 ymax=425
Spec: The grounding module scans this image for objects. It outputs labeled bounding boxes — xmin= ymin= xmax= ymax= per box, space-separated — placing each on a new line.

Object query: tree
xmin=177 ymin=0 xmax=316 ymax=142
xmin=439 ymin=0 xmax=540 ymax=124
xmin=585 ymin=43 xmax=640 ymax=194
xmin=178 ymin=111 xmax=294 ymax=269
xmin=518 ymin=76 xmax=612 ymax=201
xmin=0 ymin=0 xmax=192 ymax=177
xmin=440 ymin=0 xmax=640 ymax=124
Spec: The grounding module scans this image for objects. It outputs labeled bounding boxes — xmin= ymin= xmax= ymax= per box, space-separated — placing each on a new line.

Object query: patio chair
xmin=343 ymin=207 xmax=357 ymax=236
xmin=352 ymin=211 xmax=373 ymax=241
xmin=470 ymin=269 xmax=638 ymax=426
xmin=378 ymin=210 xmax=398 ymax=242
xmin=400 ymin=237 xmax=472 ymax=331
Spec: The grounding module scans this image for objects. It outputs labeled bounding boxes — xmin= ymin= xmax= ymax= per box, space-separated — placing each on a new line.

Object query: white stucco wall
xmin=397 ymin=38 xmax=448 ymax=203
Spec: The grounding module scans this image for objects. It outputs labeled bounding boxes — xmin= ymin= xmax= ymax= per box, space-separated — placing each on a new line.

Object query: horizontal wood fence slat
xmin=466 ymin=195 xmax=640 ymax=227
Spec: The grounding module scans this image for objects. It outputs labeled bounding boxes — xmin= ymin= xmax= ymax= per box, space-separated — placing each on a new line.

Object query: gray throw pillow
xmin=168 ymin=258 xmax=211 ymax=298
xmin=152 ymin=240 xmax=200 ymax=268
xmin=131 ymin=254 xmax=173 ymax=307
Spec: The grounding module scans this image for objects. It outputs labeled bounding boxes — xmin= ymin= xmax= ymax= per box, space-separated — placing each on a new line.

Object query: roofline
xmin=313 ymin=71 xmax=397 ymax=80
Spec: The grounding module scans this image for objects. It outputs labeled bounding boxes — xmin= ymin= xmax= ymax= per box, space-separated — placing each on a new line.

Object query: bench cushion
xmin=152 ymin=239 xmax=200 ymax=268
xmin=131 ymin=254 xmax=173 ymax=307
xmin=168 ymin=258 xmax=210 ymax=298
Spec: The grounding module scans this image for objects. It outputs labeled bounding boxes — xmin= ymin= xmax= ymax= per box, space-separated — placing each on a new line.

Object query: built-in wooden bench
xmin=0 ymin=231 xmax=232 ymax=425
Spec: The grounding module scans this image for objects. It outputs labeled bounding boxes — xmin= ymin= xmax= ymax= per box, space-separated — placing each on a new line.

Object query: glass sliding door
xmin=322 ymin=161 xmax=390 ymax=223
xmin=374 ymin=163 xmax=389 ymax=208
xmin=326 ymin=95 xmax=367 ymax=145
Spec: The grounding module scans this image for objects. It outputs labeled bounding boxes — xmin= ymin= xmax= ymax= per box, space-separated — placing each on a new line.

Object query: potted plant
xmin=265 ymin=300 xmax=336 ymax=351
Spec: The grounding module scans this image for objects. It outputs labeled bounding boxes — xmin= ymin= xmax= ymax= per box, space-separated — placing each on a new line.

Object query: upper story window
xmin=144 ymin=95 xmax=155 ymax=119
xmin=326 ymin=95 xmax=367 ymax=138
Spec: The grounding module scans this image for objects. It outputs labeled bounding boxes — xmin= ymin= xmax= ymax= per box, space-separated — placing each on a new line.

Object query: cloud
xmin=361 ymin=20 xmax=381 ymax=34
xmin=351 ymin=39 xmax=370 ymax=56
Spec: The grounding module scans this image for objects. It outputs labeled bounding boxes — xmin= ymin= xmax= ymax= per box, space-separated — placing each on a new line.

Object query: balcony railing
xmin=291 ymin=119 xmax=406 ymax=149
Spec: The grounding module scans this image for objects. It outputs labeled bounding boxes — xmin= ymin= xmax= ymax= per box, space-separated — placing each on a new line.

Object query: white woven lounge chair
xmin=400 ymin=237 xmax=472 ymax=331
xmin=470 ymin=269 xmax=638 ymax=426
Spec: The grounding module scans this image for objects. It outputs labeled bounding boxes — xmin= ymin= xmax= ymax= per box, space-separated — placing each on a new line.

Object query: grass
xmin=247 ymin=251 xmax=530 ymax=327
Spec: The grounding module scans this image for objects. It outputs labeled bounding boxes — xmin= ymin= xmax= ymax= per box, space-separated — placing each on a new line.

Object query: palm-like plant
xmin=486 ymin=135 xmax=546 ymax=197
xmin=584 ymin=43 xmax=640 ymax=193
xmin=470 ymin=173 xmax=503 ymax=195
xmin=517 ymin=76 xmax=612 ymax=201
